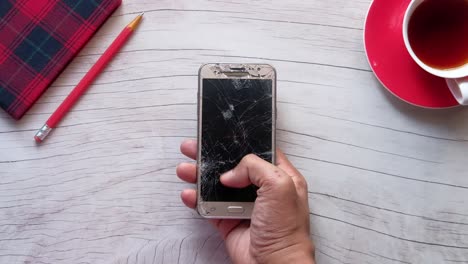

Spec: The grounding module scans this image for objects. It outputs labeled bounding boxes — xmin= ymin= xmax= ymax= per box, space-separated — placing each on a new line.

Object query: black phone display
xmin=200 ymin=78 xmax=273 ymax=202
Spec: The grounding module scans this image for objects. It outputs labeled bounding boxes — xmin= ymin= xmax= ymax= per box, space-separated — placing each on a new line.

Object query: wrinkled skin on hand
xmin=176 ymin=140 xmax=315 ymax=264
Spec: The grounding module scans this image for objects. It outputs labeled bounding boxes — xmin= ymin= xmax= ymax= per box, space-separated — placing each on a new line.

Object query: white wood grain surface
xmin=1 ymin=0 xmax=468 ymax=263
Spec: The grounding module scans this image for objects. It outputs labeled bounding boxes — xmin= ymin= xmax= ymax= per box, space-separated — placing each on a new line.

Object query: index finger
xmin=276 ymin=149 xmax=309 ymax=201
xmin=180 ymin=139 xmax=197 ymax=160
xmin=276 ymin=149 xmax=302 ymax=178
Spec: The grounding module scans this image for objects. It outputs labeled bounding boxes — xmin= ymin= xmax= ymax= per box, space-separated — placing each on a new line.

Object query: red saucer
xmin=364 ymin=0 xmax=458 ymax=108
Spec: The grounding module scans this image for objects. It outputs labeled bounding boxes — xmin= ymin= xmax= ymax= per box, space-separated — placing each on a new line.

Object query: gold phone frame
xmin=197 ymin=63 xmax=277 ymax=219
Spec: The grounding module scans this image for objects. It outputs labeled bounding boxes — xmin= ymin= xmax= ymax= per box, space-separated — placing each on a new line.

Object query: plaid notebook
xmin=0 ymin=0 xmax=121 ymax=120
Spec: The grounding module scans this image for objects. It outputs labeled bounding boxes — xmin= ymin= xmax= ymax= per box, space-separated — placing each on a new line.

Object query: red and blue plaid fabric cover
xmin=0 ymin=0 xmax=121 ymax=120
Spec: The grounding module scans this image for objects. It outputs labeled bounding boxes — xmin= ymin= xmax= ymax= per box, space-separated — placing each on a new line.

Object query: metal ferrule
xmin=35 ymin=124 xmax=52 ymax=142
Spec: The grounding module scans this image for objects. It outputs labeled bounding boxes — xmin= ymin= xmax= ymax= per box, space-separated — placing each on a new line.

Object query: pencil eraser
xmin=34 ymin=136 xmax=42 ymax=143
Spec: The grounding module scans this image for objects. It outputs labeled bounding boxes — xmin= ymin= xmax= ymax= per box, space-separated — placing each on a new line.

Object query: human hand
xmin=176 ymin=139 xmax=315 ymax=264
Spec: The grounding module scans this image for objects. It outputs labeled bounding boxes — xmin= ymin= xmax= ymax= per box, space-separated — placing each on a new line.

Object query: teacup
xmin=402 ymin=0 xmax=468 ymax=105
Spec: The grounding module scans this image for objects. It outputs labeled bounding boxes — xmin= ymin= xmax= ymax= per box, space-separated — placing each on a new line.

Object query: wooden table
xmin=1 ymin=1 xmax=468 ymax=263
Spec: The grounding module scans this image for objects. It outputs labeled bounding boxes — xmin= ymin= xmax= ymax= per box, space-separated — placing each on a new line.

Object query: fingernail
xmin=220 ymin=170 xmax=234 ymax=183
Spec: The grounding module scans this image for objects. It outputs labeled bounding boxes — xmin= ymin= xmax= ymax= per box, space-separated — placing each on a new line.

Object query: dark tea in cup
xmin=407 ymin=0 xmax=468 ymax=70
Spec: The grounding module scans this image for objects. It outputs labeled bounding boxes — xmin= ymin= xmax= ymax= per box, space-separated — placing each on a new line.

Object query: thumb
xmin=220 ymin=154 xmax=292 ymax=191
xmin=220 ymin=169 xmax=251 ymax=188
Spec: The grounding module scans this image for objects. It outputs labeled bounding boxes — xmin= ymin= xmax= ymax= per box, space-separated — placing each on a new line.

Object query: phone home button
xmin=227 ymin=206 xmax=245 ymax=213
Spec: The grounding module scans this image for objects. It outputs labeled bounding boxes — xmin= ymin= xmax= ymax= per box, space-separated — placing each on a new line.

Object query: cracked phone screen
xmin=200 ymin=78 xmax=273 ymax=202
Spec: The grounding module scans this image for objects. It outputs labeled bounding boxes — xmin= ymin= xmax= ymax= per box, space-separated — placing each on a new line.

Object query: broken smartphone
xmin=197 ymin=64 xmax=276 ymax=219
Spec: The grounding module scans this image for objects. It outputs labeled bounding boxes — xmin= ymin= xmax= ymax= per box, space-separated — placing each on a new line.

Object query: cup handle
xmin=446 ymin=77 xmax=468 ymax=105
